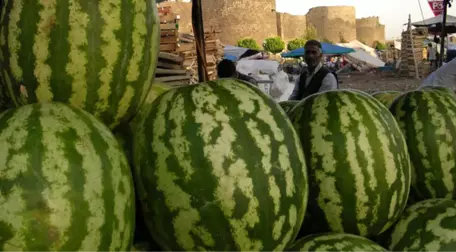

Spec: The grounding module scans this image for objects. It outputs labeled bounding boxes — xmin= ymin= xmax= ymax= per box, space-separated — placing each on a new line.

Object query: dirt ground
xmin=338 ymin=72 xmax=422 ymax=94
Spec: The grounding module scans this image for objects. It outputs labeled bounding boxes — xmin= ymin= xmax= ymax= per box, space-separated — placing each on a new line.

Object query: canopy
xmin=412 ymin=14 xmax=456 ymax=34
xmin=223 ymin=45 xmax=261 ymax=62
xmin=337 ymin=40 xmax=378 ymax=58
xmin=412 ymin=14 xmax=456 ymax=27
xmin=345 ymin=48 xmax=385 ymax=69
xmin=281 ymin=42 xmax=355 ymax=58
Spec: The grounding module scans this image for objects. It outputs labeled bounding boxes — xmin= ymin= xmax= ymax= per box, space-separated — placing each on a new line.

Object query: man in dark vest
xmin=289 ymin=40 xmax=338 ymax=100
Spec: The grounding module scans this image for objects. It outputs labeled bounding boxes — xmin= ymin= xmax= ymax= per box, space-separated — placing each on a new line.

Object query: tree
xmin=263 ymin=37 xmax=285 ymax=54
xmin=237 ymin=38 xmax=261 ymax=50
xmin=303 ymin=24 xmax=318 ymax=41
xmin=374 ymin=41 xmax=387 ymax=50
xmin=287 ymin=38 xmax=307 ymax=51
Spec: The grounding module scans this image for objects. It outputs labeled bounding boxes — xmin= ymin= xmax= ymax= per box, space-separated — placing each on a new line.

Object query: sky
xmin=276 ymin=0 xmax=456 ymax=40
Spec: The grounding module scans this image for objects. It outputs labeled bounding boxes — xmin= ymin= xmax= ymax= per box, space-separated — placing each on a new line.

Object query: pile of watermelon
xmin=2 ymin=2 xmax=456 ymax=251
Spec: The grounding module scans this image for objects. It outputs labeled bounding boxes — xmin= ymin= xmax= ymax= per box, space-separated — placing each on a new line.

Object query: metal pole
xmin=192 ymin=0 xmax=208 ymax=82
xmin=439 ymin=0 xmax=448 ymax=67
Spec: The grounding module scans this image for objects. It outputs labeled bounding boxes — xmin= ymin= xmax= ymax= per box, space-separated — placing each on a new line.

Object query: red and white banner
xmin=428 ymin=0 xmax=445 ymax=16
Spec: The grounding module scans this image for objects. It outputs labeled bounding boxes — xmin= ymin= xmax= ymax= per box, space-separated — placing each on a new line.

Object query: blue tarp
xmin=281 ymin=42 xmax=355 ymax=58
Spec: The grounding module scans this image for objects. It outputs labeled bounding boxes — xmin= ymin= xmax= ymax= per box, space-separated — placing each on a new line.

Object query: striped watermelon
xmin=279 ymin=100 xmax=300 ymax=115
xmin=132 ymin=79 xmax=308 ymax=251
xmin=288 ymin=233 xmax=387 ymax=252
xmin=289 ymin=89 xmax=411 ymax=237
xmin=0 ymin=0 xmax=160 ymax=129
xmin=114 ymin=82 xmax=172 ymax=252
xmin=371 ymin=91 xmax=402 ymax=108
xmin=390 ymin=90 xmax=456 ymax=200
xmin=114 ymin=82 xmax=172 ymax=164
xmin=418 ymin=86 xmax=456 ymax=97
xmin=386 ymin=199 xmax=456 ymax=251
xmin=0 ymin=102 xmax=135 ymax=251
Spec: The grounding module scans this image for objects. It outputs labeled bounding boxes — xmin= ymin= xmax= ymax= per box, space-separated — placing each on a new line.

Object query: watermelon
xmin=390 ymin=90 xmax=456 ymax=200
xmin=132 ymin=79 xmax=308 ymax=251
xmin=0 ymin=0 xmax=160 ymax=129
xmin=288 ymin=233 xmax=387 ymax=252
xmin=279 ymin=100 xmax=300 ymax=115
xmin=371 ymin=91 xmax=402 ymax=108
xmin=419 ymin=86 xmax=456 ymax=96
xmin=114 ymin=83 xmax=172 ymax=165
xmin=114 ymin=83 xmax=172 ymax=252
xmin=386 ymin=199 xmax=456 ymax=251
xmin=289 ymin=89 xmax=411 ymax=237
xmin=0 ymin=102 xmax=135 ymax=251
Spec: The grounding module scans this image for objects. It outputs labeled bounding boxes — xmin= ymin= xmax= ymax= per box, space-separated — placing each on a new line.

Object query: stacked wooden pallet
xmin=158 ymin=6 xmax=179 ymax=53
xmin=177 ymin=31 xmax=224 ymax=83
xmin=156 ymin=6 xmax=191 ymax=86
xmin=155 ymin=52 xmax=191 ymax=87
xmin=400 ymin=28 xmax=427 ymax=78
xmin=155 ymin=7 xmax=224 ymax=85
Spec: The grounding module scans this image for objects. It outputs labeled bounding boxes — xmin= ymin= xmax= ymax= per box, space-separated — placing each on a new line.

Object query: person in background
xmin=217 ymin=59 xmax=257 ymax=85
xmin=289 ymin=40 xmax=338 ymax=100
xmin=428 ymin=43 xmax=437 ymax=71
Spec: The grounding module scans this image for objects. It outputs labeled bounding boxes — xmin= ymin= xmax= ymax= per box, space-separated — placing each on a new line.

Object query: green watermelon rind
xmin=386 ymin=199 xmax=456 ymax=251
xmin=132 ymin=78 xmax=308 ymax=251
xmin=390 ymin=89 xmax=456 ymax=200
xmin=0 ymin=1 xmax=161 ymax=129
xmin=0 ymin=102 xmax=135 ymax=251
xmin=289 ymin=89 xmax=411 ymax=237
xmin=288 ymin=232 xmax=387 ymax=252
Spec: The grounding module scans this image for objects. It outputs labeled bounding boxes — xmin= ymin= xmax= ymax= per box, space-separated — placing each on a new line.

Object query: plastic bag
xmin=420 ymin=58 xmax=456 ymax=90
xmin=269 ymin=71 xmax=291 ymax=98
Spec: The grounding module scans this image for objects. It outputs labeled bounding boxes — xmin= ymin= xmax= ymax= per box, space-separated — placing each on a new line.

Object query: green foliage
xmin=303 ymin=24 xmax=318 ymax=41
xmin=374 ymin=41 xmax=388 ymax=50
xmin=287 ymin=38 xmax=307 ymax=51
xmin=263 ymin=37 xmax=285 ymax=54
xmin=237 ymin=38 xmax=261 ymax=50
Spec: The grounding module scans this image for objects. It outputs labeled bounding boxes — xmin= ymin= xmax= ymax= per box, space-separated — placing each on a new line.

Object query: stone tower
xmin=201 ymin=0 xmax=278 ymax=45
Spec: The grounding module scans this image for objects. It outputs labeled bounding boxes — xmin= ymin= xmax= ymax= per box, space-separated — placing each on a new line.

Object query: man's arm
xmin=319 ymin=73 xmax=338 ymax=92
xmin=288 ymin=76 xmax=301 ymax=100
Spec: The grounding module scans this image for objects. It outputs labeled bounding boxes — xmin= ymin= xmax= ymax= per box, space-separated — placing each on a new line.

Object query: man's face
xmin=305 ymin=45 xmax=322 ymax=68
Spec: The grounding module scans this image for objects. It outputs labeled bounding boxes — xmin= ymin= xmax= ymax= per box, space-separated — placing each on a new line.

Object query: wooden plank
xmin=176 ymin=43 xmax=195 ymax=52
xmin=160 ymin=36 xmax=179 ymax=44
xmin=160 ymin=23 xmax=178 ymax=30
xmin=179 ymin=37 xmax=194 ymax=43
xmin=164 ymin=80 xmax=191 ymax=86
xmin=155 ymin=75 xmax=191 ymax=82
xmin=155 ymin=68 xmax=188 ymax=75
xmin=160 ymin=14 xmax=177 ymax=23
xmin=160 ymin=44 xmax=176 ymax=52
xmin=158 ymin=52 xmax=183 ymax=63
xmin=157 ymin=61 xmax=183 ymax=70
xmin=161 ymin=30 xmax=178 ymax=37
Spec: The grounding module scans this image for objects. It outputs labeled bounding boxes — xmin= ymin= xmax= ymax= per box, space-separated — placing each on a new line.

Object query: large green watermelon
xmin=279 ymin=100 xmax=300 ymax=115
xmin=390 ymin=90 xmax=456 ymax=200
xmin=386 ymin=199 xmax=456 ymax=251
xmin=0 ymin=0 xmax=160 ymax=129
xmin=289 ymin=89 xmax=411 ymax=237
xmin=371 ymin=91 xmax=402 ymax=108
xmin=114 ymin=83 xmax=172 ymax=252
xmin=0 ymin=102 xmax=135 ymax=250
xmin=132 ymin=79 xmax=308 ymax=251
xmin=288 ymin=233 xmax=387 ymax=252
xmin=418 ymin=86 xmax=456 ymax=96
